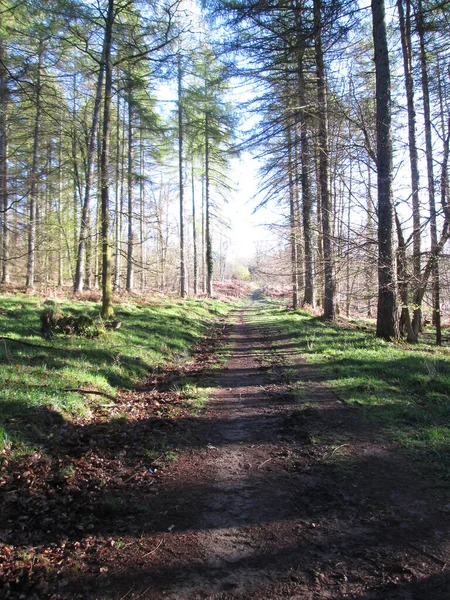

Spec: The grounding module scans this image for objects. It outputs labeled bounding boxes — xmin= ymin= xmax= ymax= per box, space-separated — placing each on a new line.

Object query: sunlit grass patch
xmin=253 ymin=297 xmax=450 ymax=477
xmin=0 ymin=294 xmax=232 ymax=453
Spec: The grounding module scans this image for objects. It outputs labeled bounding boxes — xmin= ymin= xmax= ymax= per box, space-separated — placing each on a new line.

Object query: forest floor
xmin=2 ymin=296 xmax=450 ymax=599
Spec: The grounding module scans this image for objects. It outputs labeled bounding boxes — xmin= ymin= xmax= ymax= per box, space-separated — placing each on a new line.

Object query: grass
xmin=0 ymin=294 xmax=232 ymax=453
xmin=253 ymin=298 xmax=450 ymax=478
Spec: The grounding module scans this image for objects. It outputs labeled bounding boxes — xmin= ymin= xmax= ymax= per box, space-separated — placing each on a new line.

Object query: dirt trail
xmin=79 ymin=302 xmax=450 ymax=599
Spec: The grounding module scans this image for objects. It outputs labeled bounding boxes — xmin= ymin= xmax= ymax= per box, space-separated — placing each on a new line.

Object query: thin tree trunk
xmin=74 ymin=61 xmax=104 ymax=292
xmin=100 ymin=0 xmax=114 ymax=318
xmin=192 ymin=162 xmax=198 ymax=295
xmin=178 ymin=53 xmax=187 ymax=297
xmin=294 ymin=124 xmax=304 ymax=295
xmin=346 ymin=164 xmax=352 ymax=317
xmin=201 ymin=173 xmax=206 ymax=293
xmin=114 ymin=92 xmax=121 ymax=291
xmin=72 ymin=75 xmax=80 ymax=272
xmin=366 ymin=162 xmax=375 ymax=317
xmin=315 ymin=141 xmax=323 ymax=309
xmin=417 ymin=0 xmax=441 ymax=344
xmin=372 ymin=0 xmax=398 ymax=340
xmin=397 ymin=0 xmax=421 ymax=334
xmin=287 ymin=120 xmax=298 ymax=309
xmin=298 ymin=55 xmax=314 ymax=306
xmin=314 ymin=0 xmax=334 ymax=320
xmin=0 ymin=39 xmax=9 ymax=284
xmin=26 ymin=45 xmax=43 ymax=288
xmin=205 ymin=113 xmax=213 ymax=297
xmin=126 ymin=92 xmax=134 ymax=292
xmin=140 ymin=126 xmax=145 ymax=291
xmin=395 ymin=210 xmax=415 ymax=340
xmin=58 ymin=116 xmax=64 ymax=287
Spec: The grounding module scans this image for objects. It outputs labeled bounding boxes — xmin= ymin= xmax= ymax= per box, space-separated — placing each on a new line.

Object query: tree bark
xmin=126 ymin=91 xmax=134 ymax=292
xmin=397 ymin=0 xmax=421 ymax=334
xmin=287 ymin=120 xmax=299 ymax=309
xmin=100 ymin=0 xmax=114 ymax=318
xmin=74 ymin=61 xmax=105 ymax=293
xmin=205 ymin=113 xmax=213 ymax=297
xmin=139 ymin=126 xmax=146 ymax=291
xmin=298 ymin=54 xmax=314 ymax=307
xmin=192 ymin=162 xmax=198 ymax=295
xmin=416 ymin=0 xmax=441 ymax=344
xmin=26 ymin=45 xmax=43 ymax=288
xmin=178 ymin=53 xmax=187 ymax=297
xmin=114 ymin=93 xmax=123 ymax=291
xmin=314 ymin=0 xmax=334 ymax=320
xmin=0 ymin=39 xmax=9 ymax=283
xmin=372 ymin=0 xmax=398 ymax=340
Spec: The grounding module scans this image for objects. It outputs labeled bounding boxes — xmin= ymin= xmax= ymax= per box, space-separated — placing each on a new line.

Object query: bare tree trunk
xmin=294 ymin=124 xmax=304 ymax=295
xmin=58 ymin=116 xmax=64 ymax=287
xmin=372 ymin=0 xmax=398 ymax=340
xmin=287 ymin=121 xmax=298 ymax=309
xmin=0 ymin=39 xmax=9 ymax=284
xmin=72 ymin=75 xmax=80 ymax=275
xmin=192 ymin=162 xmax=198 ymax=295
xmin=178 ymin=54 xmax=187 ymax=297
xmin=395 ymin=210 xmax=416 ymax=340
xmin=114 ymin=92 xmax=122 ymax=291
xmin=26 ymin=45 xmax=43 ymax=288
xmin=126 ymin=92 xmax=134 ymax=292
xmin=346 ymin=164 xmax=352 ymax=317
xmin=139 ymin=126 xmax=146 ymax=291
xmin=417 ymin=0 xmax=441 ymax=344
xmin=298 ymin=56 xmax=314 ymax=306
xmin=397 ymin=0 xmax=421 ymax=334
xmin=74 ymin=61 xmax=104 ymax=292
xmin=201 ymin=173 xmax=206 ymax=293
xmin=366 ymin=162 xmax=375 ymax=317
xmin=315 ymin=141 xmax=324 ymax=309
xmin=205 ymin=113 xmax=213 ymax=297
xmin=314 ymin=0 xmax=334 ymax=320
xmin=100 ymin=0 xmax=114 ymax=318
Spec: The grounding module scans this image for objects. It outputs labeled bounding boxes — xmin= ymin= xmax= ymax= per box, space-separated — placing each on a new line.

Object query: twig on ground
xmin=257 ymin=457 xmax=272 ymax=469
xmin=2 ymin=338 xmax=11 ymax=363
xmin=0 ymin=335 xmax=84 ymax=353
xmin=63 ymin=388 xmax=117 ymax=401
xmin=136 ymin=585 xmax=154 ymax=599
xmin=0 ymin=335 xmax=60 ymax=350
xmin=142 ymin=538 xmax=164 ymax=558
xmin=328 ymin=443 xmax=349 ymax=458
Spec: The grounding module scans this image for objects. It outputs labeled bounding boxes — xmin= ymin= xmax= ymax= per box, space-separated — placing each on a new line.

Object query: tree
xmin=372 ymin=0 xmax=398 ymax=340
xmin=397 ymin=0 xmax=421 ymax=340
xmin=178 ymin=51 xmax=187 ymax=297
xmin=314 ymin=0 xmax=335 ymax=320
xmin=0 ymin=37 xmax=9 ymax=284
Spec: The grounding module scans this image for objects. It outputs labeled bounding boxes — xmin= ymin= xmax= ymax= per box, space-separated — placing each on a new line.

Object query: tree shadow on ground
xmin=2 ymin=382 xmax=450 ymax=599
xmin=2 ymin=303 xmax=450 ymax=599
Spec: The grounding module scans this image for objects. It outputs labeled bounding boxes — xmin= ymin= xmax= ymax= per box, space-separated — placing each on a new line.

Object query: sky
xmin=226 ymin=153 xmax=283 ymax=261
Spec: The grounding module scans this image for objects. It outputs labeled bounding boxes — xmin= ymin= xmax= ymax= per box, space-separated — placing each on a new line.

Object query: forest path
xmin=83 ymin=301 xmax=450 ymax=600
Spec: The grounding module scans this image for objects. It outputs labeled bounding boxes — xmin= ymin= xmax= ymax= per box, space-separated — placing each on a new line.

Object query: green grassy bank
xmin=256 ymin=300 xmax=450 ymax=479
xmin=0 ymin=294 xmax=231 ymax=453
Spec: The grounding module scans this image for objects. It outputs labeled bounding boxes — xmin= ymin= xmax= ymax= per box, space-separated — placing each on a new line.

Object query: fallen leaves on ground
xmin=0 ymin=319 xmax=229 ymax=599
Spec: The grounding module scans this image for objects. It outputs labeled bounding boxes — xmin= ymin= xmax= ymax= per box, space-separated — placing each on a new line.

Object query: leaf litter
xmin=0 ymin=319 xmax=230 ymax=599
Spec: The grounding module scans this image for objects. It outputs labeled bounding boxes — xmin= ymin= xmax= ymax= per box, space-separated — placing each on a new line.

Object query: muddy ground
xmin=2 ymin=302 xmax=450 ymax=599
